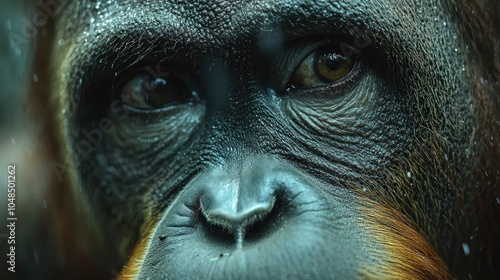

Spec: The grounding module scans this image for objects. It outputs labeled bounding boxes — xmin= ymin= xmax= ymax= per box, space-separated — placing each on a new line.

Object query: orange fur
xmin=358 ymin=199 xmax=449 ymax=280
xmin=118 ymin=221 xmax=159 ymax=280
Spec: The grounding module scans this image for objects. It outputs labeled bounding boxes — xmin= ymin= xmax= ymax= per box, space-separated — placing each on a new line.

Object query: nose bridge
xmin=201 ymin=56 xmax=265 ymax=141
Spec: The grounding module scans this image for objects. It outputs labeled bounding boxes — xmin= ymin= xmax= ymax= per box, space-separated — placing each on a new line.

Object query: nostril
xmin=200 ymin=200 xmax=274 ymax=249
xmin=198 ymin=183 xmax=279 ymax=249
xmin=198 ymin=197 xmax=280 ymax=249
xmin=199 ymin=212 xmax=236 ymax=248
xmin=198 ymin=188 xmax=289 ymax=249
xmin=192 ymin=161 xmax=294 ymax=249
xmin=242 ymin=192 xmax=288 ymax=242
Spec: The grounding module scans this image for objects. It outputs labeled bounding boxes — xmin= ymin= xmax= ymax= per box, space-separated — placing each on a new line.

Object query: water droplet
xmin=406 ymin=171 xmax=412 ymax=178
xmin=11 ymin=138 xmax=16 ymax=144
xmin=58 ymin=39 xmax=65 ymax=46
xmin=462 ymin=243 xmax=470 ymax=256
xmin=33 ymin=74 xmax=39 ymax=82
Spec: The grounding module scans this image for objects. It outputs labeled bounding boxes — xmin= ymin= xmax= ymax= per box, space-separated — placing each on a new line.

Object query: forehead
xmin=59 ymin=0 xmax=449 ymax=46
xmin=54 ymin=0 xmax=462 ymax=101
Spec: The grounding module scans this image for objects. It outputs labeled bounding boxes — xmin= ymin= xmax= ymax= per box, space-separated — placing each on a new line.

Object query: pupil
xmin=143 ymin=75 xmax=191 ymax=106
xmin=325 ymin=53 xmax=343 ymax=70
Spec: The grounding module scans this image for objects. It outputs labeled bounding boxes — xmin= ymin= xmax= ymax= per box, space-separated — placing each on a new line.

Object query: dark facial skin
xmin=48 ymin=0 xmax=499 ymax=279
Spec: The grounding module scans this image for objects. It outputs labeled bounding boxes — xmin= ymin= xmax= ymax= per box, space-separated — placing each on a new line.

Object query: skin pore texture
xmin=27 ymin=0 xmax=499 ymax=279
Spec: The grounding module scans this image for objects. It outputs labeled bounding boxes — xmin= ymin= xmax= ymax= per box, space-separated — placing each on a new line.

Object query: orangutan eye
xmin=118 ymin=71 xmax=199 ymax=110
xmin=286 ymin=46 xmax=357 ymax=91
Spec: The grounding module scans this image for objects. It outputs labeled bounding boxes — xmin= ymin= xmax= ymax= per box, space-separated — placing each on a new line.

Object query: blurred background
xmin=1 ymin=1 xmax=56 ymax=279
xmin=0 ymin=0 xmax=33 ymax=217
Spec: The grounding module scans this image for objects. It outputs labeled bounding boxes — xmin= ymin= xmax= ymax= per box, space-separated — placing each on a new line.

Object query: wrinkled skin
xmin=31 ymin=0 xmax=500 ymax=279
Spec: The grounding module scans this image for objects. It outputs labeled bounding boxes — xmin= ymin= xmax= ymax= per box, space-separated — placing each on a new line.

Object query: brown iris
xmin=315 ymin=52 xmax=354 ymax=83
xmin=288 ymin=47 xmax=356 ymax=90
